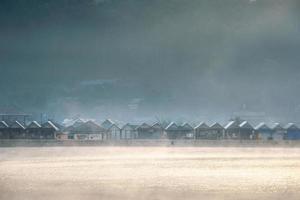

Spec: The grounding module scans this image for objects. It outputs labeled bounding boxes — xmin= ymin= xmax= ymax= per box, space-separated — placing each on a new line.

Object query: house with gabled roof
xmin=0 ymin=121 xmax=9 ymax=139
xmin=224 ymin=121 xmax=240 ymax=139
xmin=270 ymin=123 xmax=285 ymax=141
xmin=63 ymin=121 xmax=84 ymax=139
xmin=165 ymin=122 xmax=177 ymax=130
xmin=194 ymin=122 xmax=210 ymax=139
xmin=151 ymin=122 xmax=165 ymax=139
xmin=255 ymin=123 xmax=273 ymax=140
xmin=42 ymin=121 xmax=60 ymax=139
xmin=206 ymin=122 xmax=224 ymax=140
xmin=27 ymin=121 xmax=41 ymax=128
xmin=9 ymin=121 xmax=26 ymax=139
xmin=136 ymin=123 xmax=153 ymax=139
xmin=195 ymin=122 xmax=209 ymax=130
xmin=101 ymin=119 xmax=115 ymax=129
xmin=164 ymin=122 xmax=193 ymax=139
xmin=121 ymin=123 xmax=138 ymax=139
xmin=100 ymin=119 xmax=121 ymax=140
xmin=66 ymin=121 xmax=106 ymax=140
xmin=165 ymin=122 xmax=181 ymax=139
xmin=106 ymin=124 xmax=121 ymax=140
xmin=10 ymin=120 xmax=25 ymax=129
xmin=179 ymin=123 xmax=194 ymax=139
xmin=239 ymin=121 xmax=255 ymax=140
xmin=26 ymin=121 xmax=42 ymax=139
xmin=284 ymin=123 xmax=300 ymax=140
xmin=44 ymin=121 xmax=67 ymax=140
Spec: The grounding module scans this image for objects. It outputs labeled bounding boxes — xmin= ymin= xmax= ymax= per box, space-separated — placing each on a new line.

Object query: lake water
xmin=1 ymin=147 xmax=300 ymax=200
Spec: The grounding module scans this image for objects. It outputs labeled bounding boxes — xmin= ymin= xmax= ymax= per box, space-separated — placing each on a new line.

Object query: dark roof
xmin=0 ymin=121 xmax=9 ymax=128
xmin=122 ymin=123 xmax=138 ymax=130
xmin=72 ymin=121 xmax=105 ymax=133
xmin=254 ymin=123 xmax=271 ymax=131
xmin=210 ymin=122 xmax=224 ymax=129
xmin=165 ymin=122 xmax=178 ymax=130
xmin=52 ymin=122 xmax=64 ymax=130
xmin=284 ymin=123 xmax=300 ymax=130
xmin=137 ymin=123 xmax=151 ymax=130
xmin=9 ymin=121 xmax=25 ymax=129
xmin=224 ymin=121 xmax=239 ymax=130
xmin=27 ymin=121 xmax=41 ymax=129
xmin=101 ymin=119 xmax=115 ymax=129
xmin=108 ymin=123 xmax=121 ymax=130
xmin=180 ymin=123 xmax=194 ymax=131
xmin=151 ymin=122 xmax=163 ymax=128
xmin=42 ymin=121 xmax=59 ymax=131
xmin=271 ymin=123 xmax=285 ymax=131
xmin=239 ymin=121 xmax=254 ymax=129
xmin=195 ymin=122 xmax=209 ymax=129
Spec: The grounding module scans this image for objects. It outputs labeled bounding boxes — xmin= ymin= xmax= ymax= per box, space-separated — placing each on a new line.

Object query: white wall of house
xmin=74 ymin=133 xmax=103 ymax=140
xmin=186 ymin=132 xmax=194 ymax=139
xmin=88 ymin=134 xmax=103 ymax=140
xmin=74 ymin=134 xmax=89 ymax=140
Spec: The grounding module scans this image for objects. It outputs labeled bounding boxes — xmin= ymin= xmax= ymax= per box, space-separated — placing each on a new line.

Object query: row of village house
xmin=0 ymin=121 xmax=60 ymax=139
xmin=1 ymin=119 xmax=300 ymax=141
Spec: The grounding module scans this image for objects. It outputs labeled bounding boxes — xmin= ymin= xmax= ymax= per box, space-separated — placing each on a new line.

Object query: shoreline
xmin=1 ymin=139 xmax=300 ymax=147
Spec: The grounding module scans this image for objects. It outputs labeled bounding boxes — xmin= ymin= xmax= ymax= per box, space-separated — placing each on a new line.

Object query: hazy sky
xmin=1 ymin=0 xmax=300 ymax=123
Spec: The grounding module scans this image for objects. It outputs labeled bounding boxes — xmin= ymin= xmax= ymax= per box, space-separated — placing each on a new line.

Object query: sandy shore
xmin=1 ymin=147 xmax=300 ymax=200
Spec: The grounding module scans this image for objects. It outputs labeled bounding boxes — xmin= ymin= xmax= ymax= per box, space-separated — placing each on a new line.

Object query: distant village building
xmin=0 ymin=121 xmax=9 ymax=139
xmin=121 ymin=124 xmax=138 ymax=139
xmin=136 ymin=122 xmax=165 ymax=139
xmin=101 ymin=119 xmax=121 ymax=140
xmin=0 ymin=120 xmax=60 ymax=140
xmin=9 ymin=121 xmax=26 ymax=139
xmin=41 ymin=121 xmax=60 ymax=139
xmin=107 ymin=124 xmax=121 ymax=140
xmin=136 ymin=123 xmax=153 ymax=139
xmin=165 ymin=122 xmax=181 ymax=139
xmin=67 ymin=121 xmax=106 ymax=140
xmin=64 ymin=120 xmax=85 ymax=139
xmin=179 ymin=123 xmax=194 ymax=139
xmin=284 ymin=123 xmax=300 ymax=140
xmin=239 ymin=121 xmax=255 ymax=140
xmin=271 ymin=123 xmax=285 ymax=141
xmin=194 ymin=122 xmax=210 ymax=139
xmin=55 ymin=132 xmax=69 ymax=140
xmin=164 ymin=122 xmax=193 ymax=139
xmin=255 ymin=123 xmax=272 ymax=140
xmin=206 ymin=123 xmax=224 ymax=140
xmin=2 ymin=114 xmax=300 ymax=142
xmin=150 ymin=122 xmax=165 ymax=139
xmin=225 ymin=120 xmax=257 ymax=140
xmin=26 ymin=121 xmax=42 ymax=139
xmin=224 ymin=121 xmax=240 ymax=139
xmin=101 ymin=119 xmax=115 ymax=129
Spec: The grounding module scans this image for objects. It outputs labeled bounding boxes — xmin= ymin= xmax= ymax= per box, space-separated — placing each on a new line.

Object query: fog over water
xmin=1 ymin=147 xmax=300 ymax=200
xmin=1 ymin=0 xmax=300 ymax=122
